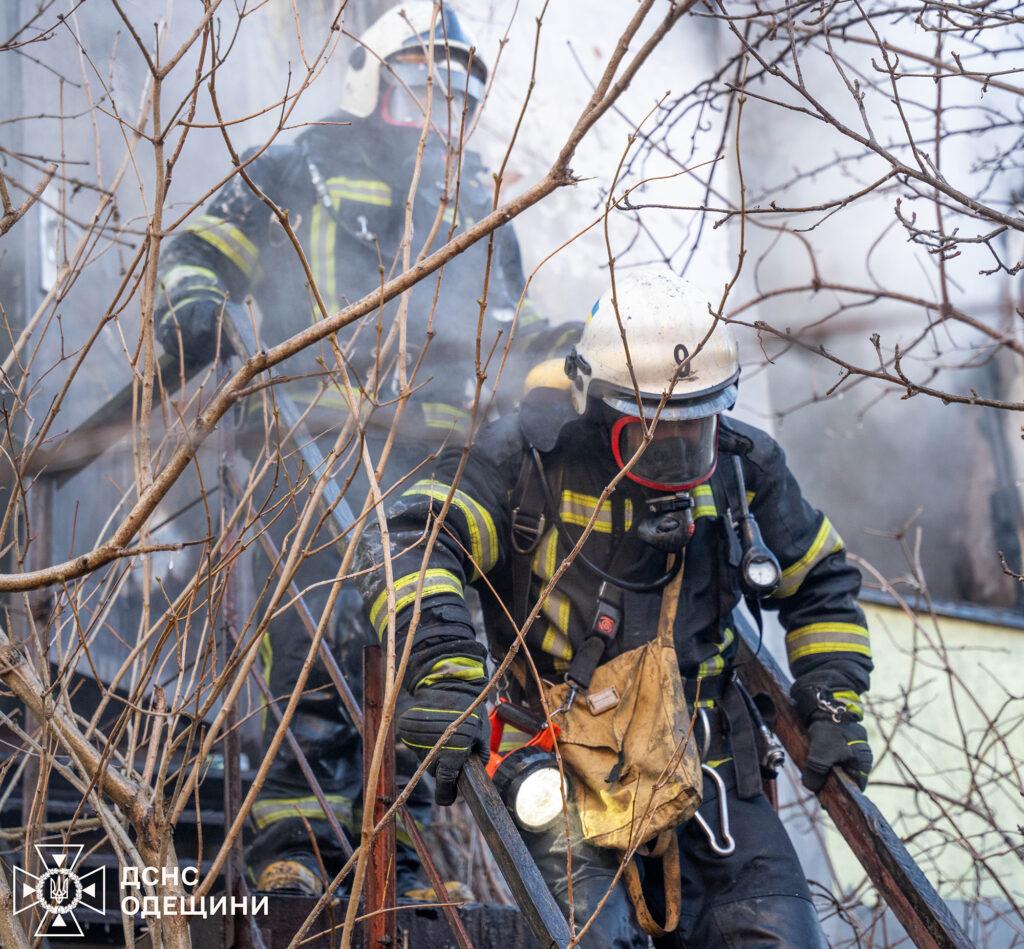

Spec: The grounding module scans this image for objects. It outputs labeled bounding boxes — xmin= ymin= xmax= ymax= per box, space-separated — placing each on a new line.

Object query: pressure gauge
xmin=742 ymin=551 xmax=781 ymax=595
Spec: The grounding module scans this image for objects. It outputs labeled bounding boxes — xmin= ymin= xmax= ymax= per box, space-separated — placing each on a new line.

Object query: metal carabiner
xmin=697 ymin=707 xmax=713 ymax=760
xmin=550 ymin=685 xmax=579 ymax=719
xmin=693 ymin=763 xmax=736 ymax=857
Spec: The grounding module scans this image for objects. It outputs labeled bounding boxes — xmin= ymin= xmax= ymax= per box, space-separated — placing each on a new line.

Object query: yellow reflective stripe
xmin=327 ymin=175 xmax=392 ymax=206
xmin=692 ymin=483 xmax=717 ymax=520
xmin=309 ymin=202 xmax=338 ymax=315
xmin=310 ymin=203 xmax=323 ymax=304
xmin=369 ymin=569 xmax=463 ymax=637
xmin=775 ymin=517 xmax=844 ymax=598
xmin=185 ymin=214 xmax=259 ymax=277
xmin=159 ymin=263 xmax=222 ymax=293
xmin=402 ymin=739 xmax=471 ymax=752
xmin=423 ymin=402 xmax=470 ymax=434
xmin=165 ymin=294 xmax=220 ymax=314
xmin=697 ymin=627 xmax=735 ymax=678
xmin=533 ymin=528 xmax=559 ymax=582
xmin=560 ymin=490 xmax=614 ymax=532
xmin=786 ymin=622 xmax=871 ymax=663
xmin=324 ymin=201 xmax=337 ymax=308
xmin=834 ymin=689 xmax=864 ymax=718
xmin=541 ymin=626 xmax=572 ymax=661
xmin=408 ymin=707 xmax=480 ymax=718
xmin=402 ymin=481 xmax=498 ymax=575
xmin=542 ymin=589 xmax=571 ymax=633
xmin=251 ymin=794 xmax=354 ymax=830
xmin=540 ymin=590 xmax=573 ymax=661
xmin=417 ymin=657 xmax=486 ymax=688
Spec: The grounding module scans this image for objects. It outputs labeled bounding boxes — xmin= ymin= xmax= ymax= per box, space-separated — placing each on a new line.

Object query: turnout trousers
xmin=520 ymin=708 xmax=826 ymax=948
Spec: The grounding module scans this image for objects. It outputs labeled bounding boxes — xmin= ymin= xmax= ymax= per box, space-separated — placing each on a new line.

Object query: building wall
xmin=832 ymin=600 xmax=1023 ymax=907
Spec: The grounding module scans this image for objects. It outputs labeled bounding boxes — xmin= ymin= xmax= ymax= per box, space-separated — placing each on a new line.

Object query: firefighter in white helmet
xmin=359 ymin=268 xmax=873 ymax=945
xmin=155 ymin=2 xmax=576 ymax=898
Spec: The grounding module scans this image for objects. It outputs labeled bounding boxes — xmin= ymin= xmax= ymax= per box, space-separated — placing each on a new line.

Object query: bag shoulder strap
xmin=656 ymin=564 xmax=684 ymax=650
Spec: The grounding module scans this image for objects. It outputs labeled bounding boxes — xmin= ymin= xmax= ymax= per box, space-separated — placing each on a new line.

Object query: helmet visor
xmin=611 ymin=414 xmax=718 ymax=491
xmin=383 ymin=50 xmax=485 ymax=114
xmin=601 ymin=381 xmax=738 ymax=422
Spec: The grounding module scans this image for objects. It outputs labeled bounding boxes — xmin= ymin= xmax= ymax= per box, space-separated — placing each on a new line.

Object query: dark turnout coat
xmin=155 ymin=112 xmax=564 ymax=437
xmin=357 ymin=384 xmax=872 ymax=707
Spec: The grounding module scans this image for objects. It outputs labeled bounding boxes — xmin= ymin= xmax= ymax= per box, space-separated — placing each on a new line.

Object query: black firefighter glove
xmin=397 ymin=681 xmax=490 ymax=806
xmin=397 ymin=625 xmax=490 ymax=806
xmin=794 ymin=685 xmax=873 ymax=792
xmin=156 ymin=296 xmax=232 ymax=370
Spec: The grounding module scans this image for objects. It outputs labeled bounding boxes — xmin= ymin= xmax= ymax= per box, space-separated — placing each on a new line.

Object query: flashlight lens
xmin=746 ymin=558 xmax=780 ymax=590
xmin=513 ymin=767 xmax=564 ymax=831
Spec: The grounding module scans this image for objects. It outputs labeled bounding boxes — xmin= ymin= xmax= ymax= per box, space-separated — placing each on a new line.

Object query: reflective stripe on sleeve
xmin=785 ymin=622 xmax=871 ymax=663
xmin=158 ymin=263 xmax=223 ymax=294
xmin=185 ymin=213 xmax=260 ymax=278
xmin=773 ymin=516 xmax=844 ymax=598
xmin=369 ymin=568 xmax=463 ymax=639
xmin=422 ymin=402 xmax=470 ymax=436
xmin=417 ymin=657 xmax=486 ymax=688
xmin=402 ymin=480 xmax=498 ymax=576
xmin=833 ymin=689 xmax=864 ymax=719
xmin=327 ymin=176 xmax=392 ymax=207
xmin=251 ymin=794 xmax=354 ymax=830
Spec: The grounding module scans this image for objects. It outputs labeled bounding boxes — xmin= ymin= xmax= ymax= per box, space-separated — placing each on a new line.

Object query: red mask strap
xmin=610 ymin=414 xmax=718 ymax=492
xmin=378 ymin=85 xmax=423 ymax=128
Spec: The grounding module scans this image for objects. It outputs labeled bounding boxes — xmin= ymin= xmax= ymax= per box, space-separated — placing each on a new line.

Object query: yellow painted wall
xmin=826 ymin=601 xmax=1024 ymax=903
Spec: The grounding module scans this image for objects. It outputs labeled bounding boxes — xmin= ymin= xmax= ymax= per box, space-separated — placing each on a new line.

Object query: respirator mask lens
xmin=381 ymin=83 xmax=469 ymax=129
xmin=380 ymin=52 xmax=482 ymax=129
xmin=611 ymin=414 xmax=718 ymax=491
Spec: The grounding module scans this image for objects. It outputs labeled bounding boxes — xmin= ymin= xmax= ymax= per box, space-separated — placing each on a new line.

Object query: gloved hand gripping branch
xmin=395 ymin=604 xmax=490 ymax=806
xmin=792 ymin=683 xmax=873 ymax=792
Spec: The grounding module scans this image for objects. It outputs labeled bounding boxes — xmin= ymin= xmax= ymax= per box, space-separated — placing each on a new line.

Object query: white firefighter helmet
xmin=564 ymin=269 xmax=740 ymax=490
xmin=341 ymin=2 xmax=487 ymax=119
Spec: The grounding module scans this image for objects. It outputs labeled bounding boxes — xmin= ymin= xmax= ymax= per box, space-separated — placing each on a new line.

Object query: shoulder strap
xmin=656 ymin=566 xmax=684 ymax=650
xmin=713 ymin=450 xmax=766 ymax=643
xmin=481 ymin=449 xmax=556 ymax=701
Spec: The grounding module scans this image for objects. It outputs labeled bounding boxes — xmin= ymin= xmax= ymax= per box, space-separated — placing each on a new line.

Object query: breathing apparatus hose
xmin=530 ymin=449 xmax=682 ymax=593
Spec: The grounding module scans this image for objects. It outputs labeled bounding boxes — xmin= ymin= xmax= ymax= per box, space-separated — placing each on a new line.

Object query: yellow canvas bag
xmin=541 ymin=570 xmax=702 ymax=852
